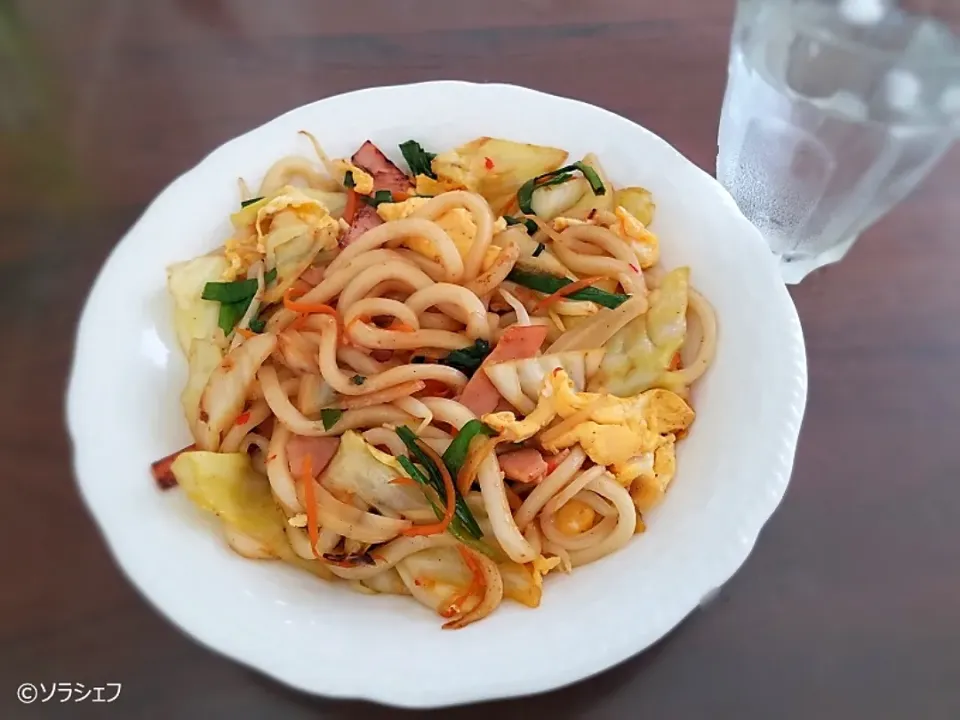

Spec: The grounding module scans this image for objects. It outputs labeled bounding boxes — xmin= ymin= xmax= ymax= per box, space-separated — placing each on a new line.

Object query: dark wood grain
xmin=2 ymin=1 xmax=959 ymax=718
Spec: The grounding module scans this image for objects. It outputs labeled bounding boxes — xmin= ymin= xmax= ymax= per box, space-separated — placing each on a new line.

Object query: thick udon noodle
xmin=166 ymin=142 xmax=718 ymax=629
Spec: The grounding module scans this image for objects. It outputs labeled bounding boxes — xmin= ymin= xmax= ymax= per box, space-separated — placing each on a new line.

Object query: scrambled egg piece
xmin=613 ymin=205 xmax=659 ymax=269
xmin=552 ymin=216 xmax=590 ymax=232
xmin=612 ymin=452 xmax=654 ymax=486
xmin=223 ymin=229 xmax=262 ymax=281
xmin=630 ymin=436 xmax=677 ymax=512
xmin=333 ymin=159 xmax=375 ymax=195
xmin=551 ymin=421 xmax=649 ymax=467
xmin=482 ymin=368 xmax=693 ymax=470
xmin=415 ymin=174 xmax=464 ymax=196
xmin=531 ymin=555 xmax=563 ymax=589
xmin=222 ymin=185 xmax=341 ymax=281
xmin=287 ymin=513 xmax=308 ymax=528
xmin=377 ymin=197 xmax=500 ymax=272
xmin=255 ymin=187 xmax=340 ymax=249
xmin=431 ymin=149 xmax=479 ymax=193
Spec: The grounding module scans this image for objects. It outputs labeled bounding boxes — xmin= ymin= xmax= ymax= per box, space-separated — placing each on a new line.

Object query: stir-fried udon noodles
xmin=153 ymin=134 xmax=717 ymax=628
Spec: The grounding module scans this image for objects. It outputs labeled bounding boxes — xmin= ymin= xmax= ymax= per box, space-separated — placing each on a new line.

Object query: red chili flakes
xmin=235 ymin=411 xmax=251 ymax=425
xmin=484 ymin=157 xmax=494 ymax=170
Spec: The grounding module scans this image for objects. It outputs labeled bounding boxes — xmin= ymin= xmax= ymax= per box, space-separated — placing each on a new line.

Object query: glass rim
xmin=740 ymin=0 xmax=960 ymax=71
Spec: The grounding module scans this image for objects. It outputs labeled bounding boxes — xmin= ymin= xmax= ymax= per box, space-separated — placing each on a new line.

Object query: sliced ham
xmin=299 ymin=265 xmax=327 ymax=286
xmin=287 ymin=436 xmax=340 ymax=479
xmin=340 ymin=203 xmax=383 ymax=247
xmin=352 ymin=140 xmax=413 ymax=195
xmin=150 ymin=444 xmax=195 ymax=490
xmin=499 ymin=449 xmax=549 ymax=484
xmin=459 ymin=325 xmax=549 ymax=417
xmin=493 ymin=398 xmax=514 ymax=414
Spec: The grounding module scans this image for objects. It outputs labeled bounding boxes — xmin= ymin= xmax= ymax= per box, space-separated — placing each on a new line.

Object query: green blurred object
xmin=0 ymin=0 xmax=81 ymax=208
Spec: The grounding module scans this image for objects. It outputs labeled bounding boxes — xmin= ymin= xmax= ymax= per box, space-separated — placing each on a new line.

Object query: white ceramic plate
xmin=67 ymin=81 xmax=807 ymax=708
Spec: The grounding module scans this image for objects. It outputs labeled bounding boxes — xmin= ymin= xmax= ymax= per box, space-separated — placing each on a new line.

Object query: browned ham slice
xmin=352 ymin=140 xmax=414 ymax=195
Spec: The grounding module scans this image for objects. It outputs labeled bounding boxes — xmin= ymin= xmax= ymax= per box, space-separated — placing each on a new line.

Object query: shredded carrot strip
xmin=669 ymin=351 xmax=682 ymax=370
xmin=292 ymin=278 xmax=312 ymax=295
xmin=389 ymin=476 xmax=418 ymax=487
xmin=532 ymin=276 xmax=604 ymax=314
xmin=392 ymin=191 xmax=410 ymax=202
xmin=344 ymin=189 xmax=361 ymax=224
xmin=283 ymin=287 xmax=340 ymax=318
xmin=418 ymin=379 xmax=452 ymax=398
xmin=236 ymin=328 xmax=256 ymax=339
xmin=300 ymin=456 xmax=319 ymax=558
xmin=387 ymin=319 xmax=416 ymax=333
xmin=441 ymin=546 xmax=485 ymax=622
xmin=402 ymin=441 xmax=456 ymax=537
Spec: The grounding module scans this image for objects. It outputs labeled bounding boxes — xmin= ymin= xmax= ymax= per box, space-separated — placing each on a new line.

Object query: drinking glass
xmin=717 ymin=0 xmax=960 ymax=282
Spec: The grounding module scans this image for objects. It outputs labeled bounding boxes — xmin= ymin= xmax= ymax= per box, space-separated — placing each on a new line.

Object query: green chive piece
xmin=506 ymin=268 xmax=628 ymax=309
xmin=320 ymin=408 xmax=343 ymax=431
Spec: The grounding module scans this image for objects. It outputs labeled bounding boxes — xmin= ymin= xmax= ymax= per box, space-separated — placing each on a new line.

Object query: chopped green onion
xmin=365 ymin=190 xmax=394 ymax=207
xmin=399 ymin=140 xmax=437 ymax=179
xmin=437 ymin=339 xmax=491 ymax=377
xmin=351 ymin=375 xmax=366 ymax=385
xmin=217 ymin=300 xmax=251 ymax=335
xmin=503 ymin=215 xmax=539 ymax=235
xmin=320 ymin=408 xmax=343 ymax=431
xmin=240 ymin=196 xmax=264 ymax=208
xmin=395 ymin=427 xmax=484 ymax=539
xmin=396 ymin=456 xmax=493 ymax=556
xmin=202 ymin=278 xmax=258 ymax=304
xmin=442 ymin=420 xmax=496 ymax=478
xmin=532 ymin=243 xmax=546 ymax=257
xmin=516 ymin=161 xmax=606 ymax=214
xmin=574 ymin=161 xmax=605 ymax=194
xmin=506 ymin=268 xmax=628 ymax=309
xmin=343 ymin=170 xmax=355 ymax=189
xmin=247 ymin=316 xmax=266 ymax=333
xmin=204 ymin=271 xmax=277 ymax=335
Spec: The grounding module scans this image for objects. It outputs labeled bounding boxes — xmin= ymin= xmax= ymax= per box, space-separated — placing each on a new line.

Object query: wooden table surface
xmin=3 ymin=1 xmax=959 ymax=717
